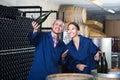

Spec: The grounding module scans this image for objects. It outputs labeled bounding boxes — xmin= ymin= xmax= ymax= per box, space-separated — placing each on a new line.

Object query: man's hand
xmin=32 ymin=21 xmax=40 ymax=32
xmin=61 ymin=49 xmax=68 ymax=60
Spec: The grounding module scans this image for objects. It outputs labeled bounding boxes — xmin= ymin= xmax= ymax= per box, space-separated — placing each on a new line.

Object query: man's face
xmin=52 ymin=20 xmax=64 ymax=34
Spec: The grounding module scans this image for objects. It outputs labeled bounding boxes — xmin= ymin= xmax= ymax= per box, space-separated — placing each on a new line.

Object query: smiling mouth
xmin=69 ymin=33 xmax=73 ymax=36
xmin=55 ymin=28 xmax=60 ymax=31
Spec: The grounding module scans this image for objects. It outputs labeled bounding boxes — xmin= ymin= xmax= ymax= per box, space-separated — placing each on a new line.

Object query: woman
xmin=66 ymin=22 xmax=101 ymax=74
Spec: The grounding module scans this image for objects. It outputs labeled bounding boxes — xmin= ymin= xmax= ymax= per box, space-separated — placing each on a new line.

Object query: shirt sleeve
xmin=88 ymin=39 xmax=100 ymax=70
xmin=28 ymin=31 xmax=41 ymax=46
xmin=89 ymin=39 xmax=101 ymax=55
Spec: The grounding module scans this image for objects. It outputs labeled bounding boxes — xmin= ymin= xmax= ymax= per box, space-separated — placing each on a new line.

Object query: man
xmin=27 ymin=20 xmax=68 ymax=80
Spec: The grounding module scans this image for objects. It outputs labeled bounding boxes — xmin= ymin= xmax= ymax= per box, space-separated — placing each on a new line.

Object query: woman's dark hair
xmin=68 ymin=22 xmax=80 ymax=30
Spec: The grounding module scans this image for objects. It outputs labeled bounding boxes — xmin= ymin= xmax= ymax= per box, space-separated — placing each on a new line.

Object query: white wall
xmin=0 ymin=0 xmax=59 ymax=10
xmin=0 ymin=0 xmax=60 ymax=27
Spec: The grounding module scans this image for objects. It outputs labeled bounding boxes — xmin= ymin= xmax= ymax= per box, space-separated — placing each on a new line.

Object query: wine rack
xmin=0 ymin=5 xmax=20 ymax=19
xmin=0 ymin=48 xmax=34 ymax=80
xmin=0 ymin=16 xmax=34 ymax=50
xmin=0 ymin=5 xmax=58 ymax=80
xmin=0 ymin=5 xmax=39 ymax=80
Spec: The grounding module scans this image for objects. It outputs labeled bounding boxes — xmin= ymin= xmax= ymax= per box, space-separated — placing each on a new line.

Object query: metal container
xmin=92 ymin=38 xmax=112 ymax=68
xmin=91 ymin=69 xmax=120 ymax=80
xmin=46 ymin=73 xmax=94 ymax=80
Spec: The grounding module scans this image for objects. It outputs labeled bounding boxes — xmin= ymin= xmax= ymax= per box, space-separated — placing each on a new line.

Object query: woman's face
xmin=67 ymin=24 xmax=78 ymax=38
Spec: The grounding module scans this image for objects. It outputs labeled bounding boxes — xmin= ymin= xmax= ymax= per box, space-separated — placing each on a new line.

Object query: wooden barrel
xmin=86 ymin=20 xmax=103 ymax=31
xmin=91 ymin=69 xmax=120 ymax=80
xmin=76 ymin=6 xmax=87 ymax=24
xmin=58 ymin=5 xmax=87 ymax=24
xmin=64 ymin=22 xmax=69 ymax=30
xmin=46 ymin=73 xmax=94 ymax=80
xmin=79 ymin=24 xmax=89 ymax=37
xmin=88 ymin=28 xmax=106 ymax=38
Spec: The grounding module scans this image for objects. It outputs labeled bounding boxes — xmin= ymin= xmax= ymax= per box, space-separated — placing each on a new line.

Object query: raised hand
xmin=32 ymin=21 xmax=40 ymax=32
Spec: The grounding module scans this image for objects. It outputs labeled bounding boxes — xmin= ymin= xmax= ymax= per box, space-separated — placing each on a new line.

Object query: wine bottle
xmin=102 ymin=52 xmax=108 ymax=73
xmin=97 ymin=53 xmax=103 ymax=73
xmin=35 ymin=10 xmax=53 ymax=24
xmin=97 ymin=52 xmax=108 ymax=73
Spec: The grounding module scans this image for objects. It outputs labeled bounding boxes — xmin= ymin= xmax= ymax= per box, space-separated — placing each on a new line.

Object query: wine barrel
xmin=79 ymin=24 xmax=89 ymax=37
xmin=64 ymin=22 xmax=69 ymax=30
xmin=91 ymin=69 xmax=120 ymax=80
xmin=86 ymin=20 xmax=103 ymax=31
xmin=88 ymin=28 xmax=106 ymax=38
xmin=46 ymin=73 xmax=94 ymax=80
xmin=58 ymin=5 xmax=87 ymax=24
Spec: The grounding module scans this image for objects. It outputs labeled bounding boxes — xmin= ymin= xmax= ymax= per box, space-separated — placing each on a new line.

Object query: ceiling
xmin=48 ymin=0 xmax=120 ymax=15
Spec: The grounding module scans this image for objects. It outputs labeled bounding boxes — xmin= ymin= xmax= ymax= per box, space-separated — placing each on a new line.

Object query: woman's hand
xmin=76 ymin=64 xmax=87 ymax=71
xmin=61 ymin=49 xmax=68 ymax=60
xmin=94 ymin=51 xmax=102 ymax=61
xmin=32 ymin=21 xmax=40 ymax=32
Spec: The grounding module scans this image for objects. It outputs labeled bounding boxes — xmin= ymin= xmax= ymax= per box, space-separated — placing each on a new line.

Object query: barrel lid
xmin=46 ymin=73 xmax=94 ymax=80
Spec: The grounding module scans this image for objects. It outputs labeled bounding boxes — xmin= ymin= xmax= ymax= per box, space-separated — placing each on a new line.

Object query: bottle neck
xmin=102 ymin=52 xmax=106 ymax=59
